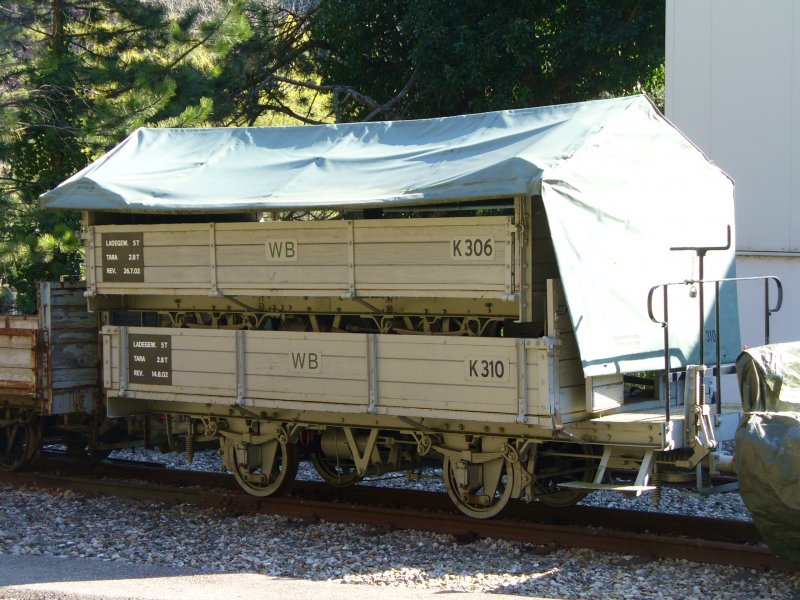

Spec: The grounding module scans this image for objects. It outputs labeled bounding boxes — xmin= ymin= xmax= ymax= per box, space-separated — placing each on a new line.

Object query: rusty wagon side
xmin=0 ymin=281 xmax=99 ymax=469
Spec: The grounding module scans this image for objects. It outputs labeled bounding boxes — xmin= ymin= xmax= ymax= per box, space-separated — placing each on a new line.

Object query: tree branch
xmin=268 ymin=75 xmax=383 ymax=112
xmin=361 ymin=71 xmax=417 ymax=122
xmin=257 ymin=101 xmax=328 ymax=125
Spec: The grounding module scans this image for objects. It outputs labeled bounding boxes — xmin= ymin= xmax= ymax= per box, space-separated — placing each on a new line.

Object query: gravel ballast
xmin=1 ymin=449 xmax=798 ymax=599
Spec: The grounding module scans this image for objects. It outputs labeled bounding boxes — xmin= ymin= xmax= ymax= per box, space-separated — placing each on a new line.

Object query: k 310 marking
xmin=451 ymin=237 xmax=495 ymax=260
xmin=465 ymin=356 xmax=509 ymax=382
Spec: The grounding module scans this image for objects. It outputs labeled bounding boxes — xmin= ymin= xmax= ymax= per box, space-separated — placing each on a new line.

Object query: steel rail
xmin=28 ymin=455 xmax=761 ymax=544
xmin=1 ymin=462 xmax=795 ymax=573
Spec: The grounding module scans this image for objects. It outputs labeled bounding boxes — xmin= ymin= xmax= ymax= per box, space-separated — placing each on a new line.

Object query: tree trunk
xmin=51 ymin=0 xmax=65 ymax=54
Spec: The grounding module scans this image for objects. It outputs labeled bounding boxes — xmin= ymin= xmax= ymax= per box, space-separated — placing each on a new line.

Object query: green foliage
xmin=209 ymin=2 xmax=331 ymax=126
xmin=310 ymin=0 xmax=666 ymax=120
xmin=0 ymin=0 xmax=244 ymax=312
xmin=0 ymin=0 xmax=668 ymax=312
xmin=645 ymin=63 xmax=666 ymax=113
xmin=0 ymin=219 xmax=82 ymax=313
xmin=0 ymin=286 xmax=13 ymax=313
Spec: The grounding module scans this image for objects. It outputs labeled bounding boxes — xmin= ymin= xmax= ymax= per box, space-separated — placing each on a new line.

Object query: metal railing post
xmin=648 ymin=274 xmax=783 ymax=424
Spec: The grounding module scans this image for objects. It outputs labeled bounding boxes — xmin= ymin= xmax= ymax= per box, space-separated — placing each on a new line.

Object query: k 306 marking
xmin=451 ymin=237 xmax=495 ymax=260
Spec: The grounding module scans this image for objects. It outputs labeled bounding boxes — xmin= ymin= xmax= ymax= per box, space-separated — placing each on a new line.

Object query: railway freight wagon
xmin=0 ymin=281 xmax=107 ymax=469
xmin=38 ymin=95 xmax=771 ymax=517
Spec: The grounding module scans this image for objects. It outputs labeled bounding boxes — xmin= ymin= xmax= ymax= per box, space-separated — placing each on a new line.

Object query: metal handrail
xmin=647 ymin=275 xmax=783 ymax=422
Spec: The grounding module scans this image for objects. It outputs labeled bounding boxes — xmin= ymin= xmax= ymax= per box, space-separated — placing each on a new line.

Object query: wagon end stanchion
xmin=669 ymin=224 xmax=732 ymax=387
xmin=648 ymin=274 xmax=783 ymax=406
xmin=648 ymin=273 xmax=784 ymax=515
xmin=649 ymin=224 xmax=781 ymax=415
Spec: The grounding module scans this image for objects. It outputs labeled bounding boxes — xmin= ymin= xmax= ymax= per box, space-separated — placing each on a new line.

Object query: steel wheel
xmin=309 ymin=431 xmax=363 ymax=487
xmin=311 ymin=452 xmax=363 ymax=487
xmin=0 ymin=408 xmax=33 ymax=472
xmin=443 ymin=455 xmax=516 ymax=519
xmin=64 ymin=432 xmax=112 ymax=463
xmin=535 ymin=442 xmax=596 ymax=507
xmin=227 ymin=438 xmax=298 ymax=497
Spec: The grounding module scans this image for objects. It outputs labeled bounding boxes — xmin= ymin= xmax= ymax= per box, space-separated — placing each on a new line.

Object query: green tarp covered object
xmin=40 ymin=95 xmax=739 ymax=376
xmin=736 ymin=343 xmax=800 ymax=563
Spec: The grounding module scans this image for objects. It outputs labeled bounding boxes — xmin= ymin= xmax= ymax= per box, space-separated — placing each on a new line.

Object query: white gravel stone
xmin=2 ymin=449 xmax=798 ymax=599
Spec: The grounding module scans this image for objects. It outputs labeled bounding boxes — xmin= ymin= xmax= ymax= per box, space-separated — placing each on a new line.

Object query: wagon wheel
xmin=535 ymin=442 xmax=597 ymax=507
xmin=65 ymin=432 xmax=89 ymax=456
xmin=311 ymin=451 xmax=363 ymax=488
xmin=0 ymin=408 xmax=34 ymax=472
xmin=87 ymin=445 xmax=113 ymax=461
xmin=309 ymin=431 xmax=363 ymax=488
xmin=443 ymin=455 xmax=517 ymax=519
xmin=226 ymin=438 xmax=298 ymax=497
xmin=64 ymin=427 xmax=112 ymax=462
xmin=64 ymin=439 xmax=112 ymax=462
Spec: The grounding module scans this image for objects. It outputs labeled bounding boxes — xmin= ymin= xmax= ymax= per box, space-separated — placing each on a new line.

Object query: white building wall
xmin=666 ymin=0 xmax=800 ymax=347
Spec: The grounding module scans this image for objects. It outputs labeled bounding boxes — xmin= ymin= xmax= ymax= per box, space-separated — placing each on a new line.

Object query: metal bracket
xmin=546 ymin=279 xmax=565 ymax=339
xmin=695 ymin=404 xmax=717 ymax=450
xmin=594 ymin=446 xmax=613 ymax=484
xmin=118 ymin=327 xmax=128 ymax=397
xmin=685 ymin=365 xmax=717 ymax=450
xmin=634 ymin=449 xmax=656 ymax=491
xmin=513 ymin=196 xmax=532 ymax=323
xmin=235 ymin=330 xmax=247 ymax=405
xmin=504 ymin=217 xmax=514 ymax=295
xmin=343 ymin=427 xmax=379 ymax=476
xmin=515 ymin=338 xmax=528 ymax=423
xmin=366 ymin=334 xmax=378 ymax=413
xmin=209 ymin=222 xmax=219 ymax=296
xmin=85 ymin=226 xmax=97 ymax=295
xmin=408 ymin=431 xmax=436 ymax=455
xmin=340 ymin=293 xmax=381 ymax=313
xmin=551 ymin=409 xmax=564 ymax=431
xmin=101 ymin=328 xmax=115 ymax=390
xmin=347 ymin=219 xmax=356 ymax=297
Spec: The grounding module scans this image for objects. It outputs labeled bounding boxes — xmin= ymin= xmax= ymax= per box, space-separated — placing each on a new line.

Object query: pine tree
xmin=0 ymin=0 xmax=238 ymax=312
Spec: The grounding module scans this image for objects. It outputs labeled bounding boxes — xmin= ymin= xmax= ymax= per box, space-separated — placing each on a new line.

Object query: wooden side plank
xmin=0 ymin=329 xmax=35 ymax=388
xmin=0 ymin=317 xmax=37 ymax=330
xmin=104 ymin=327 xmax=556 ymax=420
xmin=0 ymin=366 xmax=36 ymax=384
xmin=0 ymin=336 xmax=36 ymax=350
xmin=91 ymin=215 xmax=518 ymax=300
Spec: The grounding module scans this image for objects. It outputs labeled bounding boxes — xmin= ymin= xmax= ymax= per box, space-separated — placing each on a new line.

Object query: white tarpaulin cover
xmin=40 ymin=95 xmax=740 ymax=376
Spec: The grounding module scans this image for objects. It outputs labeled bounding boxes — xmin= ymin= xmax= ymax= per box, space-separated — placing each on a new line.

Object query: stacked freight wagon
xmin=33 ymin=95 xmax=745 ymax=517
xmin=89 ymin=209 xmax=581 ymax=423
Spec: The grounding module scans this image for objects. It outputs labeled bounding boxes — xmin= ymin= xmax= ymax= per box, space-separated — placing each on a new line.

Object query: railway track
xmin=1 ymin=455 xmax=795 ymax=573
